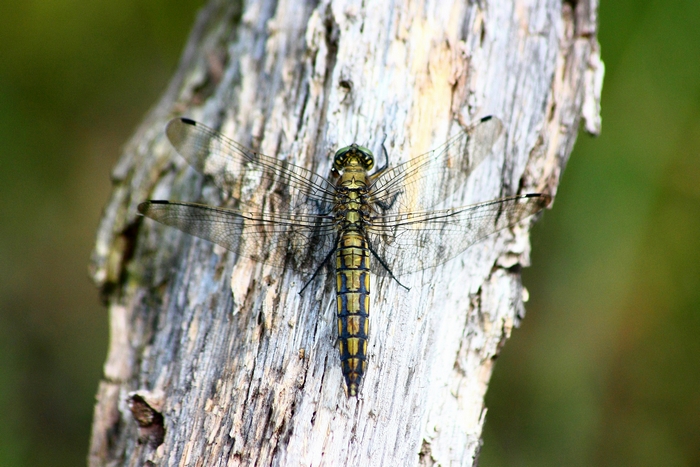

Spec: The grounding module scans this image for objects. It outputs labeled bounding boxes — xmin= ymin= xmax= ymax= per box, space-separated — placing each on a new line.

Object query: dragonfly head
xmin=333 ymin=143 xmax=375 ymax=173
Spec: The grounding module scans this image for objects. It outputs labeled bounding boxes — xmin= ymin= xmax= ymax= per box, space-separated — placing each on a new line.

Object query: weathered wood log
xmin=88 ymin=0 xmax=602 ymax=465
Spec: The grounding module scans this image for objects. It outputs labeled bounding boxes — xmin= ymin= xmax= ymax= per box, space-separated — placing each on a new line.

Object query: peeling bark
xmin=88 ymin=0 xmax=602 ymax=466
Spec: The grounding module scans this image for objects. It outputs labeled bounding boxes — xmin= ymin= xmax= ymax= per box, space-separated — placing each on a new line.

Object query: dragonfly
xmin=138 ymin=116 xmax=550 ymax=397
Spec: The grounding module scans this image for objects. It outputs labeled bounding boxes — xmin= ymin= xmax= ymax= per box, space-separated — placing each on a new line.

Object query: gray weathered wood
xmin=88 ymin=0 xmax=603 ymax=465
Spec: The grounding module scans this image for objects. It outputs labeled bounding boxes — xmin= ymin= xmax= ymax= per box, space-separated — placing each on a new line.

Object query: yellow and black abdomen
xmin=335 ymin=229 xmax=370 ymax=397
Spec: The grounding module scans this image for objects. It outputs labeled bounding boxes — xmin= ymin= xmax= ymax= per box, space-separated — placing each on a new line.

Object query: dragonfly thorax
xmin=332 ymin=143 xmax=374 ymax=172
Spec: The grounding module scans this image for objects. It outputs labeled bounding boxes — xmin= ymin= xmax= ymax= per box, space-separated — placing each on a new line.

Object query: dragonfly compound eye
xmin=333 ymin=144 xmax=375 ymax=172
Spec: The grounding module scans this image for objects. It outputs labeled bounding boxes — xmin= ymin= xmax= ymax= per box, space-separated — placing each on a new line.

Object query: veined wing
xmin=166 ymin=118 xmax=336 ymax=214
xmin=138 ymin=201 xmax=337 ymax=272
xmin=369 ymin=116 xmax=505 ymax=213
xmin=366 ymin=193 xmax=551 ymax=278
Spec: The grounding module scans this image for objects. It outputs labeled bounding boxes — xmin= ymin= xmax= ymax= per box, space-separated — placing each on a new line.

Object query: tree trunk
xmin=88 ymin=0 xmax=602 ymax=465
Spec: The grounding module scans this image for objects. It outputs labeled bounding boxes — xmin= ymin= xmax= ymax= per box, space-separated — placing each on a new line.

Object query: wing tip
xmin=165 ymin=117 xmax=197 ymax=135
xmin=520 ymin=192 xmax=553 ymax=207
xmin=534 ymin=193 xmax=553 ymax=207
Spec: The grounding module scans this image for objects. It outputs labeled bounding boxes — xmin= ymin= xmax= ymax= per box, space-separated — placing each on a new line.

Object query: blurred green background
xmin=0 ymin=1 xmax=205 ymax=465
xmin=0 ymin=1 xmax=697 ymax=466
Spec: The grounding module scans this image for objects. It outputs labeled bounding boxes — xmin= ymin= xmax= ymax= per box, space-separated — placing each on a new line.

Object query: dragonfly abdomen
xmin=335 ymin=230 xmax=370 ymax=397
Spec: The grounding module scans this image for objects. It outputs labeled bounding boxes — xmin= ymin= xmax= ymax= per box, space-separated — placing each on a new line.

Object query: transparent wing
xmin=141 ymin=118 xmax=342 ymax=272
xmin=370 ymin=116 xmax=505 ymax=213
xmin=367 ymin=193 xmax=551 ymax=278
xmin=166 ymin=118 xmax=336 ymax=214
xmin=138 ymin=201 xmax=337 ymax=272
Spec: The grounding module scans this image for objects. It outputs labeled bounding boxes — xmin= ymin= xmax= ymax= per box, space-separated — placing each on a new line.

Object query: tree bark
xmin=88 ymin=0 xmax=602 ymax=466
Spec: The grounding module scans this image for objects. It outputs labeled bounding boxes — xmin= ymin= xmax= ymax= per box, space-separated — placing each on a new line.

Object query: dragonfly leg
xmin=365 ymin=236 xmax=410 ymax=291
xmin=298 ymin=241 xmax=339 ymax=295
xmin=373 ymin=134 xmax=390 ymax=175
xmin=374 ymin=191 xmax=400 ymax=212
